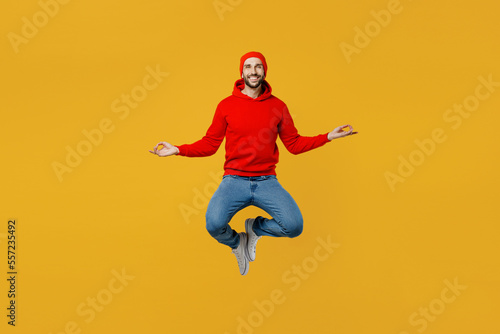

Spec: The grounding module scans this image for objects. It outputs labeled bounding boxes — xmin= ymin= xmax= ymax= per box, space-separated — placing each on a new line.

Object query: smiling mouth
xmin=249 ymin=76 xmax=260 ymax=81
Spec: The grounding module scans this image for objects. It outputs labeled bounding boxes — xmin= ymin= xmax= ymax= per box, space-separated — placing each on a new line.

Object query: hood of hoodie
xmin=232 ymin=78 xmax=273 ymax=101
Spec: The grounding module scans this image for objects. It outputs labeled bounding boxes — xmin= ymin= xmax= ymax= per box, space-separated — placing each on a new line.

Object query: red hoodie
xmin=176 ymin=79 xmax=330 ymax=176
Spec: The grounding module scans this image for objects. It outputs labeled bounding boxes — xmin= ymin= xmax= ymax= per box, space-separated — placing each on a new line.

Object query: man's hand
xmin=328 ymin=124 xmax=357 ymax=141
xmin=149 ymin=141 xmax=179 ymax=157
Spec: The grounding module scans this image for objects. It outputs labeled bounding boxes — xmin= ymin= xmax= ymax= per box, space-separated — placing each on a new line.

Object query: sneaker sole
xmin=245 ymin=219 xmax=257 ymax=262
xmin=239 ymin=233 xmax=249 ymax=275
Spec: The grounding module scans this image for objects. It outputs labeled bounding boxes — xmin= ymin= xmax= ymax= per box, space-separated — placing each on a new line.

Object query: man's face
xmin=242 ymin=57 xmax=265 ymax=88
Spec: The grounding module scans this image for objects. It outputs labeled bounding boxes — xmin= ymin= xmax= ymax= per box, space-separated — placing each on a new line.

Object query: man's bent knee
xmin=205 ymin=213 xmax=223 ymax=237
xmin=286 ymin=220 xmax=303 ymax=238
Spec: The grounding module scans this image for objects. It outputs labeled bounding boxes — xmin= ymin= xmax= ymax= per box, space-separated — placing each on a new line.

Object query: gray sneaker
xmin=232 ymin=232 xmax=249 ymax=275
xmin=245 ymin=218 xmax=261 ymax=262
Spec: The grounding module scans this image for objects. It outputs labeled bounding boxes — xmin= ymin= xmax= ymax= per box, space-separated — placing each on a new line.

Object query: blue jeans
xmin=205 ymin=175 xmax=303 ymax=249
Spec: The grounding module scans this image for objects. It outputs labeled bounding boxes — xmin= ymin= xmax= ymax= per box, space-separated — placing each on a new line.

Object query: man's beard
xmin=243 ymin=75 xmax=264 ymax=88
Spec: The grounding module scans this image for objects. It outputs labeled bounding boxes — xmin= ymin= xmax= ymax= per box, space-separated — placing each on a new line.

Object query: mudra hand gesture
xmin=149 ymin=141 xmax=179 ymax=157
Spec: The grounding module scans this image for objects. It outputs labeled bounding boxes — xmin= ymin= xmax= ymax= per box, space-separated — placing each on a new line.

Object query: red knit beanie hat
xmin=240 ymin=51 xmax=267 ymax=77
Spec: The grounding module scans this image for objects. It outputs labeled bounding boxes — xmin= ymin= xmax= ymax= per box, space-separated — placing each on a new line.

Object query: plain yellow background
xmin=1 ymin=0 xmax=499 ymax=333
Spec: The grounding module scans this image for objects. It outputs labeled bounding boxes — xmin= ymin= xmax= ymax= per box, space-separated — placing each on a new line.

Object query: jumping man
xmin=150 ymin=51 xmax=356 ymax=275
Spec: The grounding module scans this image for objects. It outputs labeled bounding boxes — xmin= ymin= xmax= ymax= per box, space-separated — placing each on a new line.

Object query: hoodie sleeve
xmin=278 ymin=105 xmax=329 ymax=155
xmin=176 ymin=105 xmax=227 ymax=157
